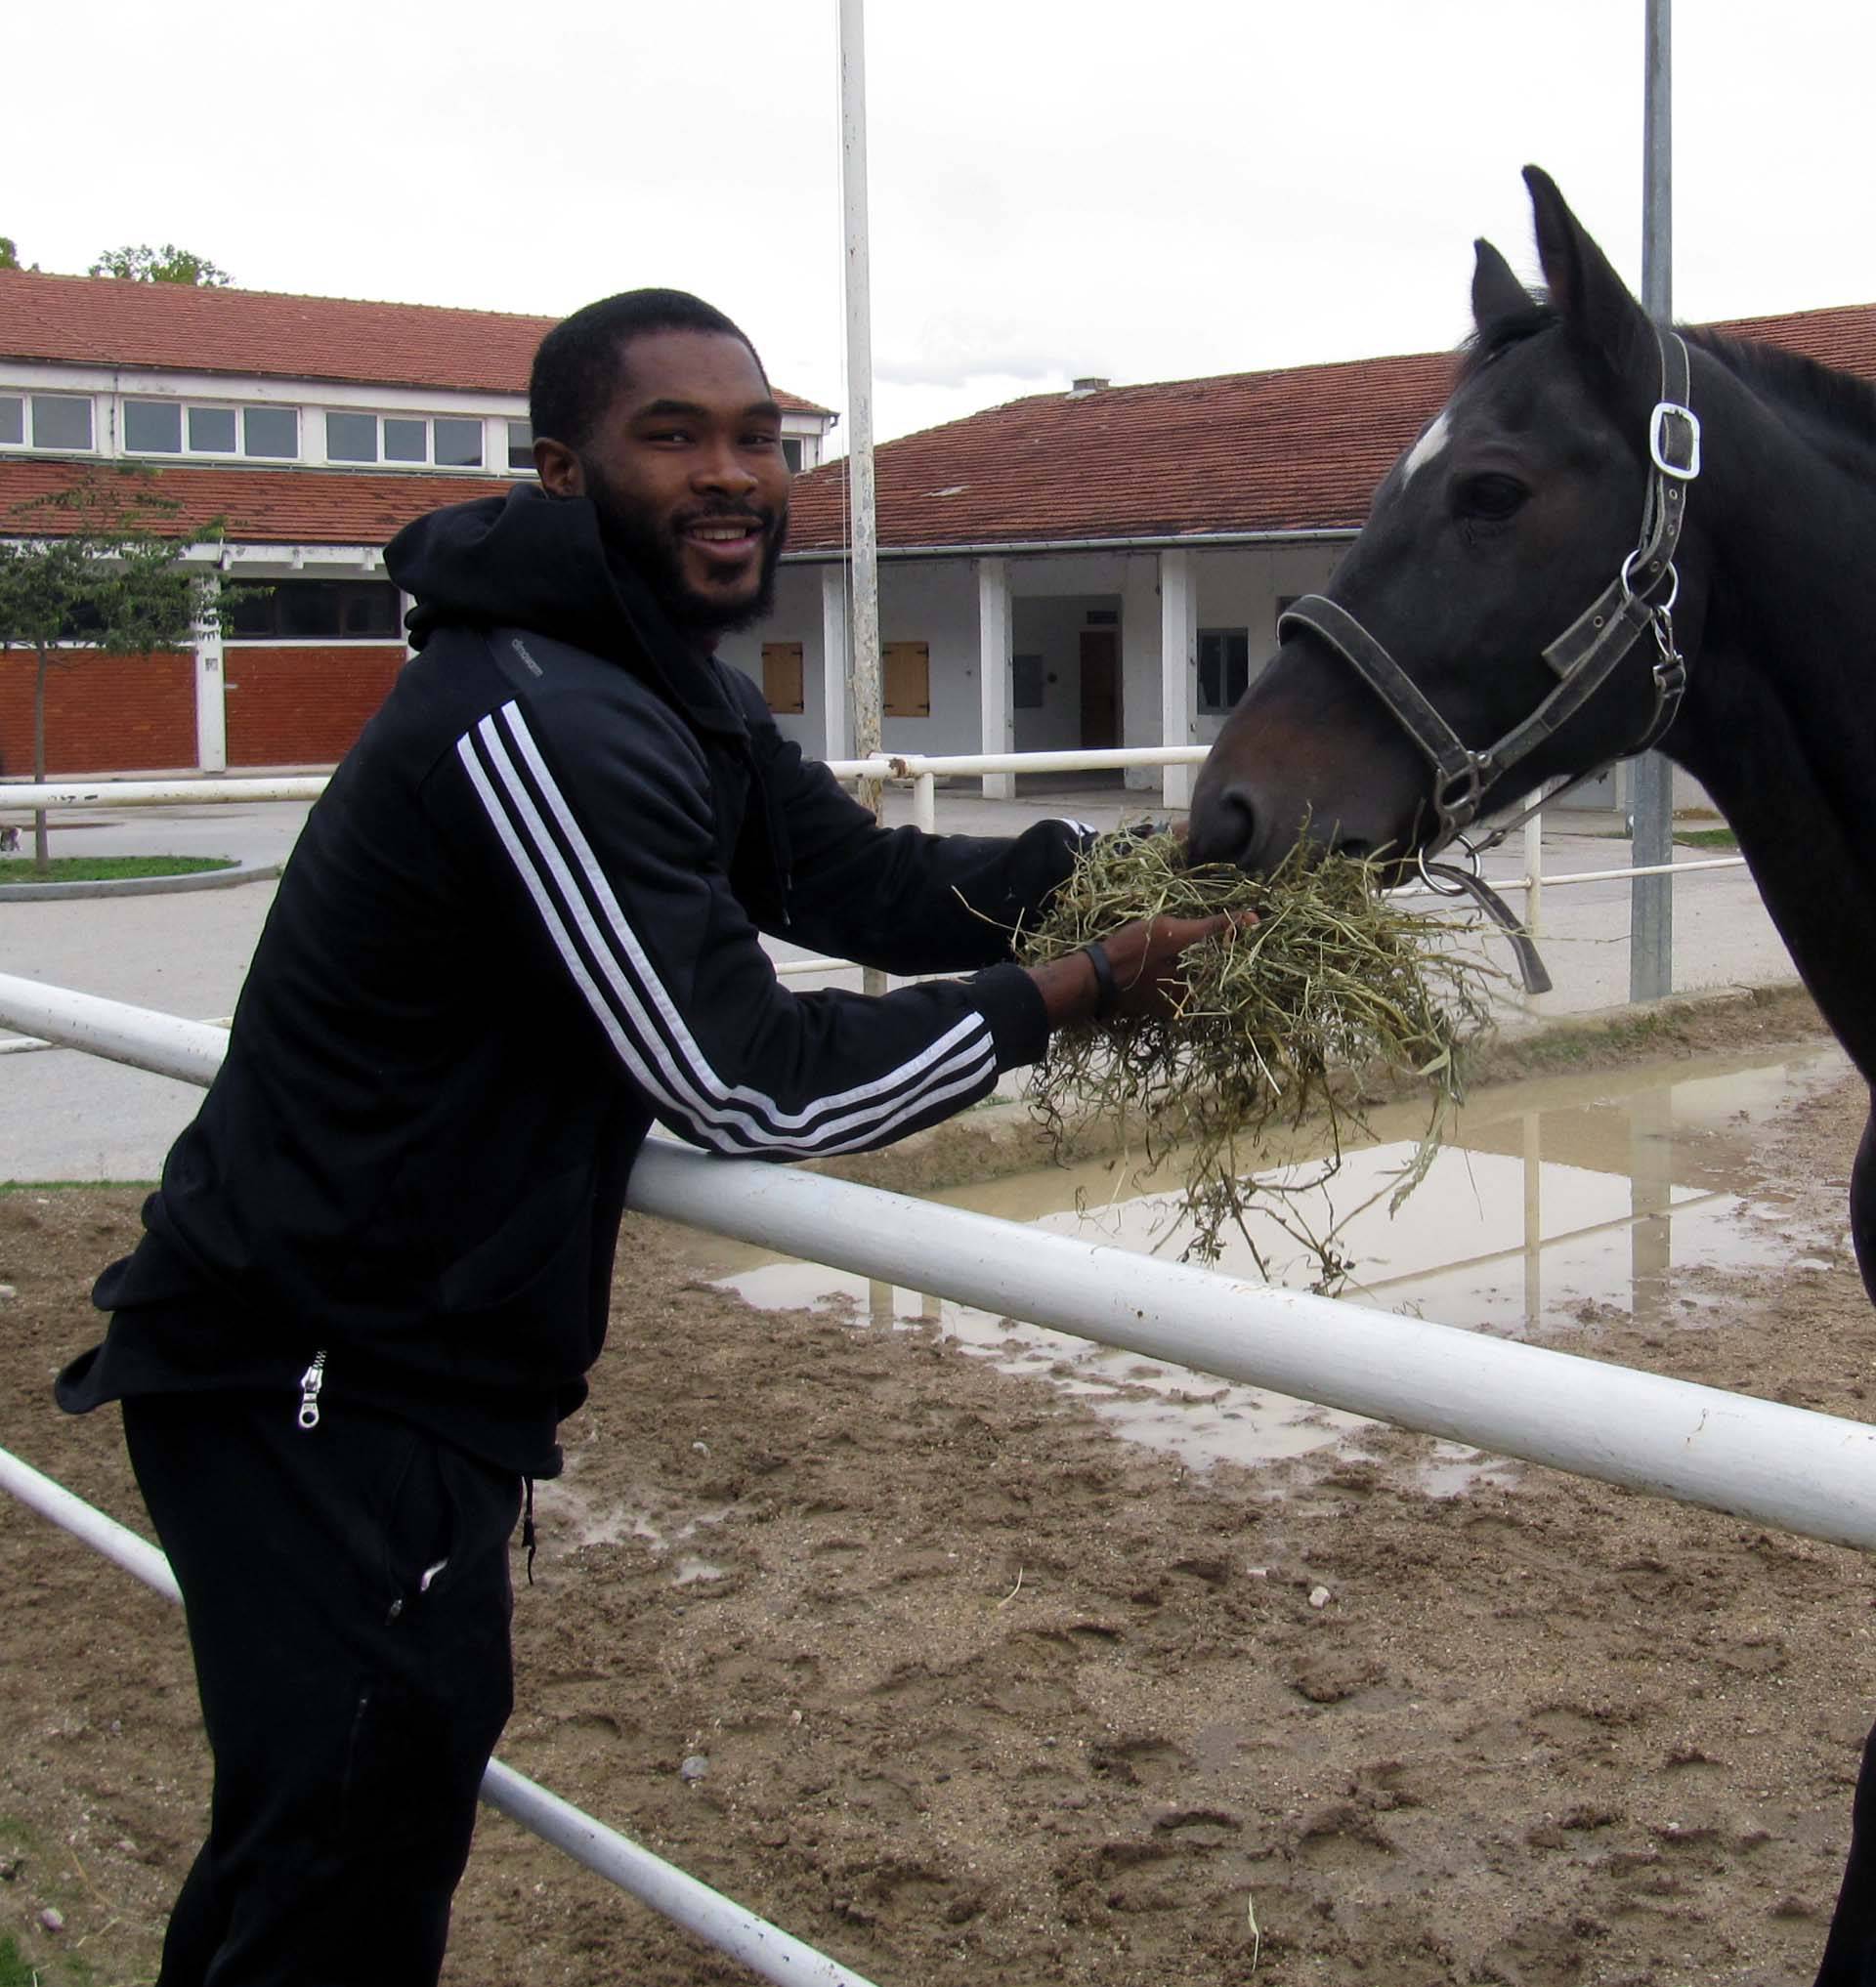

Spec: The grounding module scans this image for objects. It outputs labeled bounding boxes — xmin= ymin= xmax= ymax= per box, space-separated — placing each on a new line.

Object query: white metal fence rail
xmin=0 ymin=1442 xmax=878 ymax=1987
xmin=5 ymin=969 xmax=1870 ymax=1978
xmin=4 ymin=971 xmax=1873 ymax=1551
xmin=0 ymin=752 xmax=1751 ymax=968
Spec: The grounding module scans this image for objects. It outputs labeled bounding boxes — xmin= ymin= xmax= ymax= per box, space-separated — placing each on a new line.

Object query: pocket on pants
xmin=379 ymin=1431 xmax=521 ymax=1617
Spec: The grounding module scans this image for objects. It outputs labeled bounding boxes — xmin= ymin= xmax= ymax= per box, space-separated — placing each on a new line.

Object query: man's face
xmin=548 ymin=328 xmax=791 ymax=642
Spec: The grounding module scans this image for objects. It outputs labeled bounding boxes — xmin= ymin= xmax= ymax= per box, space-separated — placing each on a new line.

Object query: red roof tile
xmin=0 ymin=458 xmax=511 ymax=547
xmin=787 ymin=299 xmax=1876 ymax=552
xmin=0 ymin=270 xmax=831 ymax=412
xmin=5 ymin=299 xmax=1874 ymax=557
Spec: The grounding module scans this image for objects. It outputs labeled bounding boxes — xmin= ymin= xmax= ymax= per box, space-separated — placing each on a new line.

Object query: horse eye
xmin=1455 ymin=473 xmax=1528 ymax=521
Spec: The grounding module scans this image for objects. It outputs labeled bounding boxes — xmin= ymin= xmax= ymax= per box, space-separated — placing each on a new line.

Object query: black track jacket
xmin=59 ymin=486 xmax=1084 ymax=1472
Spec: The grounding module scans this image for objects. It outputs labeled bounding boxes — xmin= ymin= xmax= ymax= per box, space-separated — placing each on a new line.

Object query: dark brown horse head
xmin=1188 ymin=167 xmax=1707 ymax=875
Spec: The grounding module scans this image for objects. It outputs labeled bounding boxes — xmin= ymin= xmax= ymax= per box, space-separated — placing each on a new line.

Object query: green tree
xmin=0 ymin=237 xmax=21 ymax=272
xmin=0 ymin=467 xmax=224 ymax=871
xmin=89 ymin=242 xmax=233 ymax=286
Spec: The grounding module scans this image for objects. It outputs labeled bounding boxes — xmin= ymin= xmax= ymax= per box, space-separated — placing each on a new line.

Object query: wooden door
xmin=1079 ymin=629 xmax=1119 ymax=749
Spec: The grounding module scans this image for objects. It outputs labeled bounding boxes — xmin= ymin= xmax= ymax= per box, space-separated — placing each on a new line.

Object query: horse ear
xmin=1523 ymin=163 xmax=1656 ymax=395
xmin=1471 ymin=238 xmax=1531 ymax=334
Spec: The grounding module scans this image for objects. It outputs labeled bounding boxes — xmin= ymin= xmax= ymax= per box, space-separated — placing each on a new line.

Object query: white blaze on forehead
xmin=1401 ymin=409 xmax=1453 ymax=486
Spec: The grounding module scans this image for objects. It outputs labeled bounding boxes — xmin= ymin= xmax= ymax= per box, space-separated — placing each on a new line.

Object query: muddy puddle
xmin=685 ymin=1041 xmax=1854 ymax=1491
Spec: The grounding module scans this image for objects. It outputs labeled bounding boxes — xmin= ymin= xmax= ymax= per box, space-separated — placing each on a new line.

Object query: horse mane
xmin=1459 ymin=307 xmax=1876 ymax=480
xmin=1686 ymin=326 xmax=1876 ymax=471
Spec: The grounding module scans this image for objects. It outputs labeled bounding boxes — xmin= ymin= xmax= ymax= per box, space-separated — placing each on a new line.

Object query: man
xmin=57 ymin=289 xmax=1230 ymax=1985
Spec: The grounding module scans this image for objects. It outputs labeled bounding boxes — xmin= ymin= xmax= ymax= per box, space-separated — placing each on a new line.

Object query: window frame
xmin=22 ymin=392 xmax=95 ymax=453
xmin=222 ymin=576 xmax=405 ymax=643
xmin=883 ymin=640 xmax=931 ymax=719
xmin=114 ymin=397 xmax=252 ymax=461
xmin=1197 ymin=626 xmax=1251 ymax=716
xmin=320 ymin=408 xmax=489 ymax=471
xmin=760 ymin=641 xmax=805 ymax=716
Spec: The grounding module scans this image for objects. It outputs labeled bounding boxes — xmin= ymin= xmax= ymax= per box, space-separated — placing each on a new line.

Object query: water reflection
xmin=706 ymin=1044 xmax=1852 ymax=1481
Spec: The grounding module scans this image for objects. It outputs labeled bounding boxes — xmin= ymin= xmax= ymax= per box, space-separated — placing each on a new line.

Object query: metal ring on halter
xmin=1416 ymin=834 xmax=1480 ymax=896
xmin=1619 ymin=546 xmax=1681 ymax=613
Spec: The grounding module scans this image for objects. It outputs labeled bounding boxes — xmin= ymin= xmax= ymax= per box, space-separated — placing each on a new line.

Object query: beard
xmin=584 ymin=462 xmax=787 ymax=641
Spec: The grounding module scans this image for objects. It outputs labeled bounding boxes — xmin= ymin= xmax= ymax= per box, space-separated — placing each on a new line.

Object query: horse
xmin=1187 ymin=165 xmax=1876 ymax=1982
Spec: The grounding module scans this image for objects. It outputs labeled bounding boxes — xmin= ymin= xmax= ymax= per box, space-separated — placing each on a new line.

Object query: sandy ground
xmin=4 ymin=997 xmax=1875 ymax=1987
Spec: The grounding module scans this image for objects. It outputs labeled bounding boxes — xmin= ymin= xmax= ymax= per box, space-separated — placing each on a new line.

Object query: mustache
xmin=672 ymin=499 xmax=780 ymax=532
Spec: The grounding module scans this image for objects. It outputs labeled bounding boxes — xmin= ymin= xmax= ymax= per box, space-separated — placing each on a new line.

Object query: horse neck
xmin=1670 ymin=354 xmax=1876 ymax=1080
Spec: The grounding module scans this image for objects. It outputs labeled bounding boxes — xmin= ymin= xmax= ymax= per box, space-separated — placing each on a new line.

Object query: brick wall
xmin=0 ymin=649 xmax=196 ymax=777
xmin=224 ymin=645 xmax=405 ymax=768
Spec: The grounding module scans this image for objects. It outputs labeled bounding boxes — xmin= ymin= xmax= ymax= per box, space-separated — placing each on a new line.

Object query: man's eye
xmin=744 ymin=433 xmax=781 ymax=450
xmin=648 ymin=428 xmax=692 ymax=444
xmin=1455 ymin=473 xmax=1528 ymax=521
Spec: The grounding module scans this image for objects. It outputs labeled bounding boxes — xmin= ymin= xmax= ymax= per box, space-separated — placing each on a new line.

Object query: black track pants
xmin=123 ymin=1392 xmax=522 ymax=1987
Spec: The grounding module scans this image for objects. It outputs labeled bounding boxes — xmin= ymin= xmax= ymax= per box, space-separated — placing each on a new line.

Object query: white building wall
xmin=1190 ymin=542 xmax=1345 ymax=741
xmin=746 ymin=541 xmax=1363 ymax=775
xmin=725 ymin=559 xmax=984 ymax=759
xmin=1011 ymin=594 xmax=1120 ymax=751
xmin=718 ymin=563 xmax=826 ymax=754
xmin=880 ymin=561 xmax=982 ymax=755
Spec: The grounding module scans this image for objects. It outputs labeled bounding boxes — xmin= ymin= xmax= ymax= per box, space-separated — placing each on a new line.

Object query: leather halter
xmin=1276 ymin=327 xmax=1702 ymax=854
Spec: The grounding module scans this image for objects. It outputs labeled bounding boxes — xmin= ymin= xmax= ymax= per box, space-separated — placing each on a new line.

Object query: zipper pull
xmin=297 ymin=1351 xmax=327 ymax=1431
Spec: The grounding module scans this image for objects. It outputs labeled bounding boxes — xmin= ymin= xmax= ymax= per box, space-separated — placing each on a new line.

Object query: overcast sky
xmin=12 ymin=2 xmax=1876 ymax=445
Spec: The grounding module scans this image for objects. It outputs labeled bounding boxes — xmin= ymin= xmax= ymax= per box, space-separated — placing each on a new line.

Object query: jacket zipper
xmin=297 ymin=1350 xmax=327 ymax=1430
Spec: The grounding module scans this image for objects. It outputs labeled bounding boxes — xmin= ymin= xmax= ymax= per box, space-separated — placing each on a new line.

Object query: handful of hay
xmin=1016 ymin=830 xmax=1498 ymax=1285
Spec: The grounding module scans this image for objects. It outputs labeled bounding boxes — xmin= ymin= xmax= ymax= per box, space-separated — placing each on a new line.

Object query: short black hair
xmin=528 ymin=289 xmax=768 ymax=450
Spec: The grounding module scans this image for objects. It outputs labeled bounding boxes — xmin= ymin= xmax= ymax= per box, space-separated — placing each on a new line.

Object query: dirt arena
xmin=4 ymin=991 xmax=1874 ymax=1986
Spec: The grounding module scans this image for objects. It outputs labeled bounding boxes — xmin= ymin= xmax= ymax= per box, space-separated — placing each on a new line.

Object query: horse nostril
xmin=1190 ymin=785 xmax=1258 ymax=867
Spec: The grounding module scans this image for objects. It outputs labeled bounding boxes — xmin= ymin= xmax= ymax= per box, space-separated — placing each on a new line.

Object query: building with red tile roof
xmin=5 ymin=267 xmax=1875 ymax=793
xmin=0 ymin=268 xmax=833 ymax=409
xmin=720 ymin=296 xmax=1876 ymax=809
xmin=0 ymin=272 xmax=835 ymax=777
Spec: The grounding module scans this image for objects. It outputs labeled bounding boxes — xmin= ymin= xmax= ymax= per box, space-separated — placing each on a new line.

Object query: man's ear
xmin=533 ymin=437 xmax=585 ymax=497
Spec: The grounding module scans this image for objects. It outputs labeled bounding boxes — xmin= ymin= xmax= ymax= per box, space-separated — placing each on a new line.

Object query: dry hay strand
xmin=1016 ymin=830 xmax=1500 ymax=1286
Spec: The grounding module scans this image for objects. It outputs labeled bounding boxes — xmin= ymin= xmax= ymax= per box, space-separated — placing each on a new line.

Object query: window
xmin=120 ymin=400 xmax=245 ymax=457
xmin=190 ymin=406 xmax=238 ymax=453
xmin=1012 ymin=654 xmax=1045 ymax=710
xmin=322 ymin=411 xmax=485 ymax=469
xmin=325 ymin=412 xmax=379 ymax=463
xmin=507 ymin=420 xmax=534 ymax=473
xmin=883 ymin=640 xmax=930 ymax=719
xmin=1198 ymin=628 xmax=1250 ymax=715
xmin=760 ymin=642 xmax=804 ymax=716
xmin=224 ymin=578 xmax=403 ymax=641
xmin=385 ymin=417 xmax=427 ymax=463
xmin=433 ymin=417 xmax=482 ymax=468
xmin=243 ymin=407 xmax=298 ymax=459
xmin=124 ymin=400 xmax=184 ymax=453
xmin=0 ymin=396 xmax=22 ymax=445
xmin=781 ymin=437 xmax=804 ymax=473
xmin=32 ymin=394 xmax=93 ymax=450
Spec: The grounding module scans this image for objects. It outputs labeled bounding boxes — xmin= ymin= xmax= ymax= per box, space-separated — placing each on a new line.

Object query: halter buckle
xmin=1432 ymin=757 xmax=1488 ymax=833
xmin=1649 ymin=401 xmax=1701 ymax=481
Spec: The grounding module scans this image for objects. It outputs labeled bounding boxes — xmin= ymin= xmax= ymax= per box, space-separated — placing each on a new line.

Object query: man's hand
xmin=1029 ymin=910 xmax=1246 ymax=1030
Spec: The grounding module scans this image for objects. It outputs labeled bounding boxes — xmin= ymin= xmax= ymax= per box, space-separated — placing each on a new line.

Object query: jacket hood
xmin=385 ymin=484 xmax=747 ymax=740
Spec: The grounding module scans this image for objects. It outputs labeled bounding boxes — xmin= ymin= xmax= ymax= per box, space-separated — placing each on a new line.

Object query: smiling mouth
xmin=682 ymin=517 xmax=766 ymax=548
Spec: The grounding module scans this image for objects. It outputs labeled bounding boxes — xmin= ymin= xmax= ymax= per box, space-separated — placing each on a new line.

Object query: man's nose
xmin=692 ymin=442 xmax=759 ymax=495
